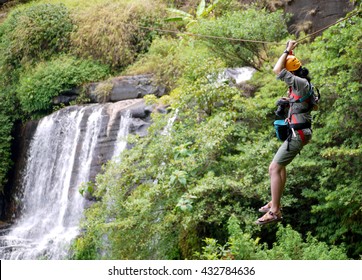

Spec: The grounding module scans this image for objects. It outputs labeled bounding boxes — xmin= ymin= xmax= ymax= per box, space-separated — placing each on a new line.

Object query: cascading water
xmin=161 ymin=109 xmax=179 ymax=136
xmin=221 ymin=67 xmax=256 ymax=84
xmin=0 ymin=103 xmax=134 ymax=260
xmin=112 ymin=110 xmax=132 ymax=161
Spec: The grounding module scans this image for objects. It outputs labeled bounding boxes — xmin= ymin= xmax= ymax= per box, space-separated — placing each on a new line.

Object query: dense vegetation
xmin=0 ymin=0 xmax=361 ymax=260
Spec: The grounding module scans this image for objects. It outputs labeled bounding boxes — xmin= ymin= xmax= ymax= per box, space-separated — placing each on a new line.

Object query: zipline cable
xmin=134 ymin=9 xmax=360 ymax=45
xmin=134 ymin=25 xmax=284 ymax=44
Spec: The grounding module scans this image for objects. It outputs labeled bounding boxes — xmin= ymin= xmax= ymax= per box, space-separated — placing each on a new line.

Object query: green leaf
xmin=204 ymin=0 xmax=219 ymax=16
xmin=179 ymin=177 xmax=187 ymax=186
xmin=164 ymin=17 xmax=185 ymax=22
xmin=166 ymin=8 xmax=192 ymax=19
xmin=196 ymin=0 xmax=206 ymax=18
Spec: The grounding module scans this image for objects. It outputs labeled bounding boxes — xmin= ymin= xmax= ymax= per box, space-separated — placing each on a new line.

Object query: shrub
xmin=188 ymin=6 xmax=289 ymax=69
xmin=196 ymin=216 xmax=348 ymax=260
xmin=125 ymin=37 xmax=183 ymax=88
xmin=0 ymin=83 xmax=21 ymax=192
xmin=0 ymin=3 xmax=73 ymax=68
xmin=16 ymin=55 xmax=109 ymax=114
xmin=126 ymin=35 xmax=226 ymax=90
xmin=70 ymin=0 xmax=167 ymax=71
xmin=0 ymin=112 xmax=13 ymax=192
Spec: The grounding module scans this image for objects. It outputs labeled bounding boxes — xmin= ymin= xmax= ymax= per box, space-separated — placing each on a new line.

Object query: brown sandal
xmin=258 ymin=201 xmax=282 ymax=213
xmin=255 ymin=210 xmax=283 ymax=225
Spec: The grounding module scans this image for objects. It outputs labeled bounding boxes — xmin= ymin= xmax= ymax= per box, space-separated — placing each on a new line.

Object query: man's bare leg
xmin=269 ymin=161 xmax=285 ymax=214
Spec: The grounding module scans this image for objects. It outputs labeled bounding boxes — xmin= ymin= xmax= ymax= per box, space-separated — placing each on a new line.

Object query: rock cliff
xmin=283 ymin=0 xmax=355 ymax=37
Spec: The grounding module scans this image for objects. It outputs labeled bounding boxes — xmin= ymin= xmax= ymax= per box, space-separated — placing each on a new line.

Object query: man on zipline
xmin=256 ymin=40 xmax=314 ymax=225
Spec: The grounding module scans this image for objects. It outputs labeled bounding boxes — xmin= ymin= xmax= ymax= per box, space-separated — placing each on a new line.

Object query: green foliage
xmin=0 ymin=3 xmax=73 ymax=69
xmin=16 ymin=55 xmax=109 ymax=114
xmin=70 ymin=203 xmax=106 ymax=260
xmin=72 ymin=54 xmax=266 ymax=259
xmin=70 ymin=0 xmax=167 ymax=71
xmin=187 ymin=6 xmax=289 ymax=69
xmin=0 ymin=107 xmax=13 ymax=192
xmin=166 ymin=0 xmax=220 ymax=27
xmin=295 ymin=12 xmax=362 ymax=258
xmin=0 ymin=86 xmax=20 ymax=192
xmin=0 ymin=138 xmax=12 ymax=191
xmin=177 ymin=58 xmax=241 ymax=116
xmin=91 ymin=81 xmax=114 ymax=103
xmin=196 ymin=216 xmax=348 ymax=260
xmin=79 ymin=181 xmax=95 ymax=198
xmin=308 ymin=14 xmax=362 ymax=148
xmin=126 ymin=36 xmax=225 ymax=89
xmin=125 ymin=37 xmax=185 ymax=88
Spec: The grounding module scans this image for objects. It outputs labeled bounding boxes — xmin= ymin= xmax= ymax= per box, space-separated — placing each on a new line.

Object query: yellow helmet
xmin=285 ymin=55 xmax=301 ymax=72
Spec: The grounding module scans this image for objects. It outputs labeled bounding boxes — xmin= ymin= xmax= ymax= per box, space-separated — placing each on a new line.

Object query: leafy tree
xmin=187 ymin=7 xmax=289 ymax=69
xmin=0 ymin=3 xmax=73 ymax=70
xmin=166 ymin=0 xmax=220 ymax=27
xmin=296 ymin=11 xmax=362 ymax=258
xmin=196 ymin=216 xmax=348 ymax=260
xmin=16 ymin=55 xmax=109 ymax=114
xmin=0 ymin=100 xmax=14 ymax=192
xmin=70 ymin=0 xmax=167 ymax=71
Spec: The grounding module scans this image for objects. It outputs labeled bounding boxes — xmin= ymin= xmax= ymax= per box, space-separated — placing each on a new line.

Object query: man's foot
xmin=255 ymin=210 xmax=283 ymax=225
xmin=258 ymin=201 xmax=272 ymax=213
xmin=258 ymin=201 xmax=282 ymax=213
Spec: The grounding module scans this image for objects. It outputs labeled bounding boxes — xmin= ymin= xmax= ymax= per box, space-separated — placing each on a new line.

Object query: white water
xmin=0 ymin=104 xmax=131 ymax=260
xmin=112 ymin=110 xmax=132 ymax=161
xmin=220 ymin=67 xmax=256 ymax=85
xmin=161 ymin=109 xmax=179 ymax=136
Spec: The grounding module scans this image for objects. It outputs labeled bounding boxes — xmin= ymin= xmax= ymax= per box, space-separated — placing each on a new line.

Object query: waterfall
xmin=219 ymin=67 xmax=256 ymax=85
xmin=0 ymin=103 xmax=135 ymax=260
xmin=161 ymin=109 xmax=179 ymax=136
xmin=112 ymin=110 xmax=132 ymax=160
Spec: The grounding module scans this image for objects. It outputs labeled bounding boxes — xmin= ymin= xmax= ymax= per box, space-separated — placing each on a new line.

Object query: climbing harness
xmin=289 ymin=82 xmax=320 ymax=111
xmin=274 ymin=82 xmax=320 ymax=148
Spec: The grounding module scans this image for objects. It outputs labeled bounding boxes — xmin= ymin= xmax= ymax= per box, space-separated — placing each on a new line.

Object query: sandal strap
xmin=258 ymin=210 xmax=281 ymax=222
xmin=268 ymin=210 xmax=281 ymax=217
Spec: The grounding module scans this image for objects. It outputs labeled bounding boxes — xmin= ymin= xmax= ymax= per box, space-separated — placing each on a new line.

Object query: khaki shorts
xmin=273 ymin=133 xmax=312 ymax=166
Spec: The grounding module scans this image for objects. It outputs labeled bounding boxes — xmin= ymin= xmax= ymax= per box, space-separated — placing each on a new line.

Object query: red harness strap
xmin=291 ymin=114 xmax=306 ymax=143
xmin=289 ymin=87 xmax=311 ymax=103
xmin=288 ymin=87 xmax=309 ymax=143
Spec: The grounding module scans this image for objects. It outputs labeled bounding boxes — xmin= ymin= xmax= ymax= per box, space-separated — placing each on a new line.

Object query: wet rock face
xmin=1 ymin=120 xmax=39 ymax=221
xmin=87 ymin=74 xmax=168 ymax=103
xmin=52 ymin=75 xmax=167 ymax=106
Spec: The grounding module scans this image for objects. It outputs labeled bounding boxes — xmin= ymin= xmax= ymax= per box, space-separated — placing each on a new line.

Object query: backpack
xmin=309 ymin=83 xmax=321 ymax=111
